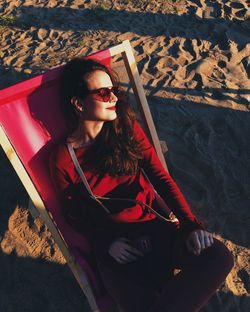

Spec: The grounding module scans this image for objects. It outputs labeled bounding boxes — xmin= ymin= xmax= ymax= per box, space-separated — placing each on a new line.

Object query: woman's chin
xmin=106 ymin=111 xmax=117 ymax=120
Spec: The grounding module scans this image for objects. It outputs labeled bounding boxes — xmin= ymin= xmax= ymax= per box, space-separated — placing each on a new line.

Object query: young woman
xmin=49 ymin=58 xmax=234 ymax=312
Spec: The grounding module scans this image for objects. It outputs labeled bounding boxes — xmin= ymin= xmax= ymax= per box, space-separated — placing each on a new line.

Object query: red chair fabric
xmin=0 ymin=48 xmax=113 ymax=310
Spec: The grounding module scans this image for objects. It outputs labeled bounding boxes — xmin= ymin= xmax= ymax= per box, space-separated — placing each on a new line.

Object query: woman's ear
xmin=71 ymin=96 xmax=84 ymax=112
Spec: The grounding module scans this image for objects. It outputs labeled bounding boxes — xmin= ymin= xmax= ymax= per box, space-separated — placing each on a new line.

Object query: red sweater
xmin=50 ymin=120 xmax=203 ymax=255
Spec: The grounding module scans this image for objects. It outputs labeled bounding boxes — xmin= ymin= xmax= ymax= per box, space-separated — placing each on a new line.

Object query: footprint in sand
xmin=37 ymin=28 xmax=49 ymax=41
xmin=226 ymin=1 xmax=248 ymax=19
xmin=218 ymin=60 xmax=227 ymax=69
xmin=186 ymin=0 xmax=203 ymax=17
xmin=168 ymin=42 xmax=179 ymax=58
xmin=193 ymin=73 xmax=203 ymax=90
xmin=187 ymin=0 xmax=224 ymax=18
xmin=235 ymin=8 xmax=248 ymax=18
xmin=39 ymin=224 xmax=46 ymax=235
xmin=151 ymin=78 xmax=167 ymax=95
xmin=212 ymin=67 xmax=226 ymax=81
xmin=13 ymin=54 xmax=33 ymax=68
xmin=224 ymin=4 xmax=232 ymax=16
xmin=40 ymin=53 xmax=49 ymax=61
xmin=133 ymin=44 xmax=144 ymax=56
xmin=147 ymin=56 xmax=160 ymax=74
xmin=147 ymin=54 xmax=169 ymax=78
xmin=49 ymin=30 xmax=60 ymax=40
xmin=49 ymin=244 xmax=56 ymax=257
xmin=238 ymin=268 xmax=250 ymax=293
xmin=35 ymin=42 xmax=48 ymax=55
xmin=203 ymin=1 xmax=223 ymax=19
xmin=182 ymin=38 xmax=197 ymax=61
xmin=0 ymin=29 xmax=13 ymax=42
xmin=192 ymin=0 xmax=203 ymax=8
xmin=242 ymin=57 xmax=250 ymax=79
xmin=230 ymin=2 xmax=246 ymax=9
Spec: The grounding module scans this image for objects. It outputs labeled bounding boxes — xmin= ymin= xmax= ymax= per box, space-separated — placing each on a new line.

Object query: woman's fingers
xmin=109 ymin=237 xmax=144 ymax=264
xmin=186 ymin=231 xmax=200 ymax=255
xmin=207 ymin=232 xmax=214 ymax=247
xmin=209 ymin=233 xmax=214 ymax=244
xmin=118 ymin=249 xmax=139 ymax=263
xmin=186 ymin=230 xmax=215 ymax=256
xmin=204 ymin=232 xmax=214 ymax=248
xmin=119 ymin=237 xmax=145 ymax=257
xmin=125 ymin=244 xmax=144 ymax=257
xmin=116 ymin=253 xmax=137 ymax=264
xmin=199 ymin=230 xmax=205 ymax=250
xmin=200 ymin=231 xmax=214 ymax=249
xmin=204 ymin=232 xmax=211 ymax=248
xmin=116 ymin=250 xmax=140 ymax=264
xmin=192 ymin=231 xmax=202 ymax=255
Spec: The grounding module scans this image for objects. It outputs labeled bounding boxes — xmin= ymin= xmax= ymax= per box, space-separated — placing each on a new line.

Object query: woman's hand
xmin=186 ymin=230 xmax=214 ymax=256
xmin=108 ymin=237 xmax=144 ymax=264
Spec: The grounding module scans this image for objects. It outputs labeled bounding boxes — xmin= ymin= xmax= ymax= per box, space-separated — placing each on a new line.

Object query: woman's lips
xmin=106 ymin=106 xmax=116 ymax=110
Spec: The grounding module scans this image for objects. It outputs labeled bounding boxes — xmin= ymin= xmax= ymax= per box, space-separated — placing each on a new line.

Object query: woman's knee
xmin=205 ymin=238 xmax=234 ymax=274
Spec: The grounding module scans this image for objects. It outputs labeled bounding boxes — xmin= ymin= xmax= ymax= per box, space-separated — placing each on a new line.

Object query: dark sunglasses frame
xmin=87 ymin=86 xmax=120 ymax=102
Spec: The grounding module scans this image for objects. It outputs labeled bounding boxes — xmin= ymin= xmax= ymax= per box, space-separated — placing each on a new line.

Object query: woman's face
xmin=80 ymin=69 xmax=118 ymax=122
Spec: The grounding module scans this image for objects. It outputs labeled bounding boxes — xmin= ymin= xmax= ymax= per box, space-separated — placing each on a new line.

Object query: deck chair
xmin=0 ymin=40 xmax=171 ymax=312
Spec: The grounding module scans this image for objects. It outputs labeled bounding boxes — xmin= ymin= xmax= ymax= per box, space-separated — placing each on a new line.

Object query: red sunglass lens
xmin=90 ymin=87 xmax=120 ymax=102
xmin=99 ymin=87 xmax=119 ymax=101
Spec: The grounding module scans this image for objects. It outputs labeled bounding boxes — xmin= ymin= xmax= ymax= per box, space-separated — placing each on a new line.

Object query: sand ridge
xmin=0 ymin=0 xmax=249 ymax=311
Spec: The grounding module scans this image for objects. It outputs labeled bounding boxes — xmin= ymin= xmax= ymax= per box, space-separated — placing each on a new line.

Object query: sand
xmin=0 ymin=0 xmax=249 ymax=311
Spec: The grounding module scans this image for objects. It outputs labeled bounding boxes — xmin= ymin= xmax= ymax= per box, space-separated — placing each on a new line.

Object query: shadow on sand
xmin=11 ymin=5 xmax=249 ymax=50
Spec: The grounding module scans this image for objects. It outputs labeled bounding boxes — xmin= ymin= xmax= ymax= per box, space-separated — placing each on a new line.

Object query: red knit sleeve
xmin=134 ymin=120 xmax=203 ymax=235
xmin=49 ymin=145 xmax=118 ymax=257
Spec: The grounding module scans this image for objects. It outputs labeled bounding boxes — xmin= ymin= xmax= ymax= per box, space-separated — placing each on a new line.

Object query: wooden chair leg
xmin=28 ymin=198 xmax=40 ymax=219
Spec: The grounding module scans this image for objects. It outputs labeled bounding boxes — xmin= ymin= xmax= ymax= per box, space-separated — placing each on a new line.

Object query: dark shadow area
xmin=0 ymin=63 xmax=47 ymax=90
xmin=135 ymin=84 xmax=250 ymax=108
xmin=0 ymin=147 xmax=28 ymax=239
xmin=0 ymin=249 xmax=248 ymax=312
xmin=200 ymin=291 xmax=250 ymax=312
xmin=11 ymin=6 xmax=249 ymax=49
xmin=146 ymin=95 xmax=250 ymax=249
xmin=120 ymin=80 xmax=250 ymax=101
xmin=0 ymin=250 xmax=91 ymax=312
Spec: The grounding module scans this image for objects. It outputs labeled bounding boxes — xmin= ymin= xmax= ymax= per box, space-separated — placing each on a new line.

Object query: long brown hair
xmin=60 ymin=58 xmax=143 ymax=176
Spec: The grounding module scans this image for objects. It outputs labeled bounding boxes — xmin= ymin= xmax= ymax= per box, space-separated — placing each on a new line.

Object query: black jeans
xmin=96 ymin=219 xmax=234 ymax=312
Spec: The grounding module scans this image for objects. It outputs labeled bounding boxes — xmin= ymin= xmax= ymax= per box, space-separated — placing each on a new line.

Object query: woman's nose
xmin=110 ymin=91 xmax=118 ymax=102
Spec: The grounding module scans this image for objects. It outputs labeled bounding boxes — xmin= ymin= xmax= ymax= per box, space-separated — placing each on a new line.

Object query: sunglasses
xmin=87 ymin=86 xmax=120 ymax=102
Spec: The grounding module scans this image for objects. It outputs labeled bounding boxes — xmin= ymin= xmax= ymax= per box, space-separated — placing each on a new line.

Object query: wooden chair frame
xmin=0 ymin=40 xmax=168 ymax=312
